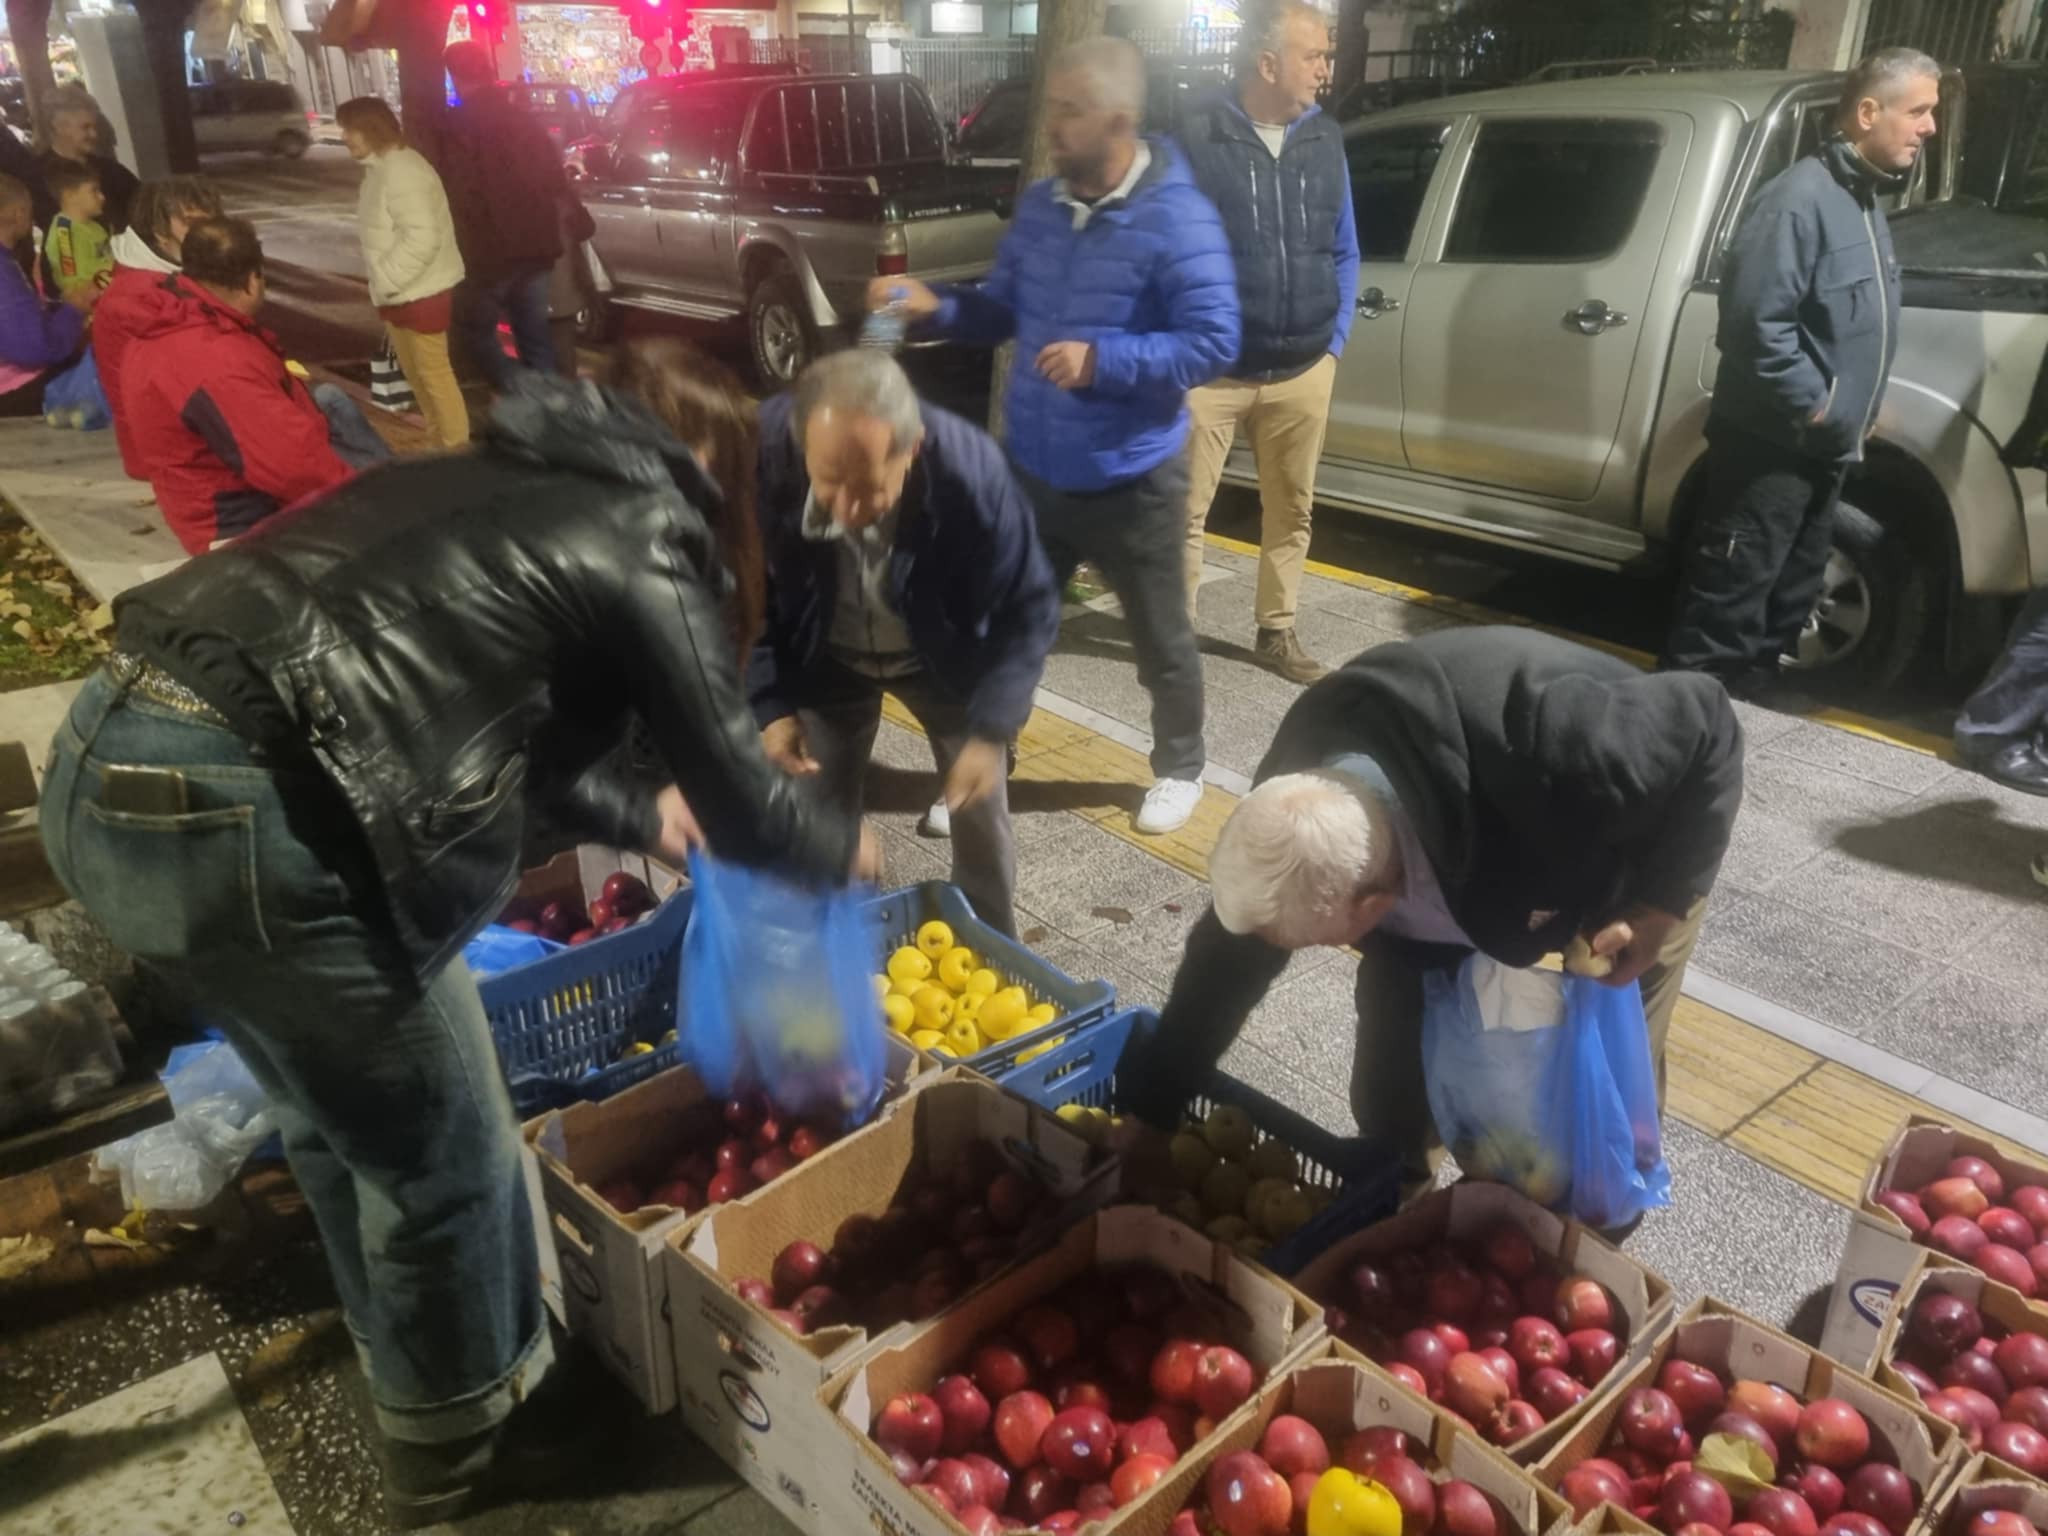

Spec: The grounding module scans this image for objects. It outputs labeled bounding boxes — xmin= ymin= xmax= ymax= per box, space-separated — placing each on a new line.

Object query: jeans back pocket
xmin=75 ymin=800 xmax=272 ymax=962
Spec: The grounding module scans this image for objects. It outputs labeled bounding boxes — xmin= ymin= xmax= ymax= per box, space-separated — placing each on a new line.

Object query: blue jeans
xmin=454 ymin=269 xmax=556 ymax=392
xmin=41 ymin=671 xmax=551 ymax=1444
xmin=312 ymin=382 xmax=395 ymax=471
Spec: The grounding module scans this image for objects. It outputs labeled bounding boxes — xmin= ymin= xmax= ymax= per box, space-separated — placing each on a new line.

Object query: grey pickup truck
xmin=566 ymin=71 xmax=1013 ymax=386
xmin=1258 ymin=69 xmax=2048 ymax=686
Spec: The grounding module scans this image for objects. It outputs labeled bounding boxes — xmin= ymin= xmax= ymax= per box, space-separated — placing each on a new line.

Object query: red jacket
xmin=95 ymin=264 xmax=168 ymax=478
xmin=121 ymin=275 xmax=353 ymax=554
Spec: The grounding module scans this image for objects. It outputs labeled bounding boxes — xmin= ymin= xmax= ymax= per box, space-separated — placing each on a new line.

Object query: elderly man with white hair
xmin=750 ymin=349 xmax=1063 ymax=937
xmin=871 ymin=36 xmax=1239 ymax=839
xmin=1120 ymin=627 xmax=1744 ymax=1188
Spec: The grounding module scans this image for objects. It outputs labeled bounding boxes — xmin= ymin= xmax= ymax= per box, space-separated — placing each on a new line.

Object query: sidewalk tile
xmin=1861 ymin=968 xmax=2046 ymax=1117
xmin=1023 ymin=929 xmax=1166 ymax=1014
xmin=1692 ymin=895 xmax=1942 ymax=1037
xmin=1950 ymin=896 xmax=2048 ymax=997
xmin=1219 ymin=1037 xmax=1357 ymax=1139
xmin=1905 ymin=767 xmax=2048 ymax=833
xmin=1011 ymin=740 xmax=1149 ymax=825
xmin=1199 ymin=686 xmax=1298 ymax=777
xmin=1012 ymin=821 xmax=1199 ymax=941
xmin=681 ymin=1486 xmax=802 ymax=1535
xmin=1015 ymin=708 xmax=1100 ymax=759
xmin=1730 ymin=698 xmax=1803 ymax=750
xmin=1663 ymin=998 xmax=1819 ymax=1137
xmin=1765 ymin=719 xmax=1954 ymax=793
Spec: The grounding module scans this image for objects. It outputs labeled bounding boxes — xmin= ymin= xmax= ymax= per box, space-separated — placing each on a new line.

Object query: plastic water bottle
xmin=860 ymin=292 xmax=910 ymax=352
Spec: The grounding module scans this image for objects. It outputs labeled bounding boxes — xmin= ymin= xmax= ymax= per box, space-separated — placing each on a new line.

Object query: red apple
xmin=1106 ymin=1324 xmax=1162 ymax=1386
xmin=1530 ymin=1366 xmax=1589 ymax=1420
xmin=1111 ymin=1453 xmax=1174 ymax=1507
xmin=1014 ymin=1464 xmax=1074 ymax=1523
xmin=994 ymin=1390 xmax=1055 ymax=1469
xmin=749 ymin=1149 xmax=795 ymax=1187
xmin=1017 ymin=1305 xmax=1080 ymax=1372
xmin=1734 ymin=1525 xmax=1780 ymax=1536
xmin=1388 ymin=1363 xmax=1430 ymax=1396
xmin=1569 ymin=1329 xmax=1622 ymax=1386
xmin=733 ymin=1276 xmax=775 ymax=1309
xmin=1661 ymin=1470 xmax=1735 ymax=1534
xmin=2029 ymin=1245 xmax=2048 ymax=1291
xmin=1942 ymin=1349 xmax=2011 ymax=1402
xmin=1487 ymin=1400 xmax=1545 ymax=1446
xmin=1428 ymin=1262 xmax=1486 ymax=1323
xmin=1875 ymin=1190 xmax=1931 ymax=1236
xmin=962 ymin=1451 xmax=1009 ymax=1510
xmin=709 ymin=1139 xmax=746 ymax=1173
xmin=1444 ymin=1352 xmax=1511 ymax=1428
xmin=648 ymin=1178 xmax=700 ymax=1213
xmin=1075 ymin=1480 xmax=1117 ymax=1520
xmin=1152 ymin=1338 xmax=1205 ymax=1407
xmin=1661 ymin=1359 xmax=1730 ymax=1428
xmin=1257 ymin=1414 xmax=1330 ymax=1479
xmin=1348 ymin=1261 xmax=1397 ymax=1319
xmin=705 ymin=1167 xmax=756 ymax=1205
xmin=1822 ymin=1516 xmax=1891 ymax=1536
xmin=1206 ymin=1450 xmax=1294 ymax=1536
xmin=1437 ymin=1481 xmax=1501 ymax=1536
xmin=595 ymin=1178 xmax=643 ymax=1213
xmin=1561 ymin=1463 xmax=1633 ymax=1520
xmin=1925 ymin=1391 xmax=1983 ymax=1449
xmin=1842 ymin=1463 xmax=1917 ymax=1536
xmin=1985 ymin=1421 xmax=2048 ymax=1478
xmin=1620 ymin=1387 xmax=1687 ymax=1461
xmin=1794 ymin=1400 xmax=1869 ymax=1470
xmin=1042 ymin=1406 xmax=1115 ymax=1482
xmin=1194 ymin=1346 xmax=1258 ymax=1420
xmin=1929 ymin=1215 xmax=1990 ymax=1262
xmin=875 ymin=1392 xmax=945 ymax=1461
xmin=1432 ymin=1322 xmax=1472 ymax=1358
xmin=925 ymin=1458 xmax=982 ymax=1511
xmin=1728 ymin=1380 xmax=1803 ymax=1450
xmin=932 ymin=1374 xmax=990 ymax=1454
xmin=1964 ymin=1515 xmax=2043 ymax=1536
xmin=1748 ymin=1488 xmax=1821 ymax=1536
xmin=1982 ymin=1244 xmax=2041 ymax=1297
xmin=1337 ymin=1425 xmax=1412 ymax=1476
xmin=1982 ymin=1207 xmax=2037 ymax=1250
xmin=771 ymin=1240 xmax=830 ymax=1305
xmin=2007 ymin=1386 xmax=2048 ymax=1434
xmin=1398 ymin=1328 xmax=1452 ymax=1397
xmin=973 ymin=1341 xmax=1033 ymax=1400
xmin=1708 ymin=1412 xmax=1782 ymax=1475
xmin=790 ymin=1285 xmax=842 ymax=1328
xmin=1484 ymin=1222 xmax=1539 ymax=1280
xmin=1938 ymin=1385 xmax=2003 ymax=1433
xmin=788 ymin=1125 xmax=826 ymax=1161
xmin=1908 ymin=1292 xmax=1983 ymax=1358
xmin=1510 ymin=1316 xmax=1569 ymax=1375
xmin=2012 ymin=1186 xmax=2048 ymax=1232
xmin=1556 ymin=1277 xmax=1617 ymax=1333
xmin=987 ymin=1169 xmax=1037 ymax=1231
xmin=1373 ymin=1454 xmax=1438 ymax=1536
xmin=1948 ymin=1157 xmax=2008 ymax=1203
xmin=1926 ymin=1178 xmax=1992 ymax=1222
xmin=1121 ymin=1415 xmax=1179 ymax=1463
xmin=1050 ymin=1370 xmax=1111 ymax=1414
xmin=1889 ymin=1360 xmax=1938 ymax=1403
xmin=1994 ymin=1334 xmax=2048 ymax=1392
xmin=1782 ymin=1464 xmax=1845 ymax=1521
xmin=1168 ymin=1514 xmax=1206 ymax=1536
xmin=1521 ymin=1270 xmax=1560 ymax=1319
xmin=953 ymin=1505 xmax=1001 ymax=1536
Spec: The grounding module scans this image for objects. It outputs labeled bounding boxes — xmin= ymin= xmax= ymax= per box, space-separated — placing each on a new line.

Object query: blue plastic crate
xmin=860 ymin=882 xmax=1116 ymax=1071
xmin=476 ymin=891 xmax=696 ymax=1118
xmin=993 ymin=1007 xmax=1401 ymax=1275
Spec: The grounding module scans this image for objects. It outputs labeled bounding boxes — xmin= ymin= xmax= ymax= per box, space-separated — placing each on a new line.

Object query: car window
xmin=1444 ymin=117 xmax=1664 ymax=263
xmin=782 ymin=87 xmax=821 ymax=174
xmin=904 ymin=86 xmax=945 ymax=159
xmin=815 ymin=84 xmax=851 ymax=171
xmin=749 ymin=91 xmax=790 ymax=173
xmin=613 ymin=89 xmax=741 ymax=181
xmin=960 ymin=82 xmax=1029 ymax=158
xmin=1346 ymin=121 xmax=1451 ymax=261
xmin=253 ymin=82 xmax=296 ymax=112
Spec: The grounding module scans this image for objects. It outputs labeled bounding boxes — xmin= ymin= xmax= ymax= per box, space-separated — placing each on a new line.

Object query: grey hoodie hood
xmin=111 ymin=226 xmax=178 ymax=274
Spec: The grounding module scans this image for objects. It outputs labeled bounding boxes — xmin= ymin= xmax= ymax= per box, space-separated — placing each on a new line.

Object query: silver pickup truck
xmin=1247 ymin=70 xmax=2048 ymax=685
xmin=567 ymin=71 xmax=1011 ymax=386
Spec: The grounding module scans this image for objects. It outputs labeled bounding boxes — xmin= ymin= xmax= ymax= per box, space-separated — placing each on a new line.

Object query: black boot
xmin=1979 ymin=739 xmax=2048 ymax=798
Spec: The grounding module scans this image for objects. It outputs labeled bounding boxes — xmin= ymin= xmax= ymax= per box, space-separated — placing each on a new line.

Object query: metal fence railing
xmin=897 ymin=38 xmax=1037 ymax=125
xmin=1860 ymin=0 xmax=2023 ymax=64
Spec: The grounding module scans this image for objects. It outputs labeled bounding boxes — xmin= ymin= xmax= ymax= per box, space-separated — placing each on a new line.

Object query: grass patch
xmin=0 ymin=514 xmax=110 ymax=691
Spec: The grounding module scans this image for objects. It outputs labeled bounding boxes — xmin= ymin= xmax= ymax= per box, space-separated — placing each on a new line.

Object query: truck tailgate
xmin=905 ymin=206 xmax=1008 ymax=283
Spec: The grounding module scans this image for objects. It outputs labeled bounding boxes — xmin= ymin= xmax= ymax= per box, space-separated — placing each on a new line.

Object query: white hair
xmin=1210 ymin=772 xmax=1393 ymax=946
xmin=1234 ymin=0 xmax=1332 ymax=80
xmin=1840 ymin=47 xmax=1940 ymax=116
xmin=1050 ymin=36 xmax=1147 ymax=121
xmin=792 ymin=349 xmax=923 ymax=453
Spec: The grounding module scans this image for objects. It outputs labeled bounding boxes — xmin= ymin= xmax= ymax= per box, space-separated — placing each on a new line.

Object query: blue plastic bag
xmin=678 ymin=851 xmax=886 ymax=1127
xmin=43 ymin=349 xmax=110 ymax=430
xmin=1421 ymin=954 xmax=1671 ymax=1229
xmin=462 ymin=923 xmax=564 ymax=978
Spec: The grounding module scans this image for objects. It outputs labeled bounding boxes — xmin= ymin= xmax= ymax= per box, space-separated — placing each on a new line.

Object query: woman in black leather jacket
xmin=40 ymin=348 xmax=871 ymax=1526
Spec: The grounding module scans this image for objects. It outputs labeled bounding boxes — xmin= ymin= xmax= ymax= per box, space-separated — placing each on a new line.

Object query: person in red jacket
xmin=94 ymin=175 xmax=226 ymax=479
xmin=122 ymin=216 xmax=387 ymax=553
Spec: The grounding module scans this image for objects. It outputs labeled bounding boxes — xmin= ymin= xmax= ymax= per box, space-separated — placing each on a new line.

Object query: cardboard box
xmin=1923 ymin=1451 xmax=2048 ymax=1530
xmin=526 ymin=1036 xmax=923 ymax=1413
xmin=1822 ymin=1117 xmax=2048 ymax=1370
xmin=1536 ymin=1298 xmax=1967 ymax=1536
xmin=1103 ymin=1342 xmax=1573 ymax=1536
xmin=668 ymin=1072 xmax=1117 ymax=1534
xmin=1294 ymin=1180 xmax=1677 ymax=1462
xmin=513 ymin=844 xmax=683 ymax=915
xmin=823 ymin=1202 xmax=1327 ymax=1536
xmin=1873 ymin=1252 xmax=2048 ymax=1407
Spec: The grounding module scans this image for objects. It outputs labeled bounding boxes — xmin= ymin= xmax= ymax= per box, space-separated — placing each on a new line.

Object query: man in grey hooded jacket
xmin=1661 ymin=48 xmax=1939 ymax=695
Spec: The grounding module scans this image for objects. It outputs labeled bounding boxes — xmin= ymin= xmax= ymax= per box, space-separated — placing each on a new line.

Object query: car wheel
xmin=747 ymin=269 xmax=814 ymax=389
xmin=273 ymin=130 xmax=309 ymax=158
xmin=576 ymin=292 xmax=619 ymax=344
xmin=1780 ymin=497 xmax=1930 ymax=691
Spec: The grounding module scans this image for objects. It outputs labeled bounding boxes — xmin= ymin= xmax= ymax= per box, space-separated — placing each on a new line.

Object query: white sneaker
xmin=1135 ymin=778 xmax=1203 ymax=835
xmin=919 ymin=798 xmax=951 ymax=839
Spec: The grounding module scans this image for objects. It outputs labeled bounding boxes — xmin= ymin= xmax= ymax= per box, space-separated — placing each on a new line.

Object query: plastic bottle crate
xmin=991 ymin=1007 xmax=1401 ymax=1276
xmin=860 ymin=882 xmax=1116 ymax=1072
xmin=476 ymin=891 xmax=695 ymax=1118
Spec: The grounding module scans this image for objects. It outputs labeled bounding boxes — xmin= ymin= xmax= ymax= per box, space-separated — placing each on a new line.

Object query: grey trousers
xmin=796 ymin=660 xmax=1018 ymax=938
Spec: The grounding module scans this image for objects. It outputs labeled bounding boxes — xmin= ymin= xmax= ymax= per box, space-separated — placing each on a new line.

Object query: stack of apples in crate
xmin=1883 ymin=1283 xmax=2048 ymax=1477
xmin=1873 ymin=1157 xmax=2048 ymax=1299
xmin=877 ymin=920 xmax=1061 ymax=1061
xmin=588 ymin=1090 xmax=843 ymax=1217
xmin=867 ymin=1261 xmax=1269 ymax=1529
xmin=1129 ymin=1105 xmax=1337 ymax=1265
xmin=500 ymin=869 xmax=661 ymax=945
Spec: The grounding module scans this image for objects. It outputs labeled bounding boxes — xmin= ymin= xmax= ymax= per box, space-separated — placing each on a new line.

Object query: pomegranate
xmin=1793 ymin=1400 xmax=1870 ymax=1469
xmin=1841 ymin=1463 xmax=1917 ymax=1536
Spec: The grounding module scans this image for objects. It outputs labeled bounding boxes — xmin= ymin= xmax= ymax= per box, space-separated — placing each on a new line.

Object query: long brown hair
xmin=603 ymin=338 xmax=765 ymax=659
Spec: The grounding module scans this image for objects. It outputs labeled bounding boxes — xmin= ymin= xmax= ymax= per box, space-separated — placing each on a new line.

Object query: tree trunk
xmin=137 ymin=0 xmax=201 ymax=173
xmin=988 ymin=0 xmax=1108 ymax=434
xmin=1333 ymin=0 xmax=1371 ymax=101
xmin=5 ymin=0 xmax=59 ymax=148
xmin=397 ymin=0 xmax=459 ymax=166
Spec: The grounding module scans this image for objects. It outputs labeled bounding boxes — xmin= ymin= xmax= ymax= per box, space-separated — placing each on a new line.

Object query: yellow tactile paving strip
xmin=873 ymin=542 xmax=2017 ymax=1211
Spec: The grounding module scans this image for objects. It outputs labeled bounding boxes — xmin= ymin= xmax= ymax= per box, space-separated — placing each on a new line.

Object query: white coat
xmin=356 ymin=145 xmax=466 ymax=309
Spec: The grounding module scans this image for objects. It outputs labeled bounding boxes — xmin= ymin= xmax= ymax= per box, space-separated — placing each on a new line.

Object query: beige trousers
xmin=1181 ymin=353 xmax=1337 ymax=630
xmin=389 ymin=325 xmax=471 ymax=449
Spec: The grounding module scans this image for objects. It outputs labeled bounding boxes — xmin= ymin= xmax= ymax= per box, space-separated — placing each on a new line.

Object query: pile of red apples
xmin=731 ymin=1139 xmax=1052 ymax=1336
xmin=1558 ymin=1362 xmax=1928 ymax=1536
xmin=1321 ymin=1221 xmax=1629 ymax=1445
xmin=1884 ymin=1287 xmax=2048 ymax=1478
xmin=500 ymin=870 xmax=659 ymax=946
xmin=866 ymin=1264 xmax=1268 ymax=1533
xmin=592 ymin=1092 xmax=839 ymax=1217
xmin=1874 ymin=1157 xmax=2048 ymax=1299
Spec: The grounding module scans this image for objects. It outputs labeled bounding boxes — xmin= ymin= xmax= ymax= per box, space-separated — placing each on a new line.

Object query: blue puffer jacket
xmin=1711 ymin=137 xmax=1902 ymax=466
xmin=929 ymin=139 xmax=1240 ymax=491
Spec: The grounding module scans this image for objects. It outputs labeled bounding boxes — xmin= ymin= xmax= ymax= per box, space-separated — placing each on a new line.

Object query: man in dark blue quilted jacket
xmin=871 ymin=37 xmax=1241 ymax=836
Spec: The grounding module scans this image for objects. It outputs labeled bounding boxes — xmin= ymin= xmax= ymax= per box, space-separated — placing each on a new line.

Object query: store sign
xmin=928 ymin=2 xmax=982 ymax=34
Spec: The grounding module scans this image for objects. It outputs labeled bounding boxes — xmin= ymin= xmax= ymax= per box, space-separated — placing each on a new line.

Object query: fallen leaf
xmin=1164 ymin=902 xmax=1183 ymax=914
xmin=84 ymin=1227 xmax=148 ymax=1250
xmin=37 ymin=579 xmax=71 ymax=599
xmin=0 ymin=602 xmax=29 ymax=620
xmin=1021 ymin=927 xmax=1049 ymax=946
xmin=83 ymin=603 xmax=113 ymax=633
xmin=10 ymin=619 xmax=34 ymax=642
xmin=1089 ymin=906 xmax=1134 ymax=925
xmin=0 ymin=1233 xmax=55 ymax=1279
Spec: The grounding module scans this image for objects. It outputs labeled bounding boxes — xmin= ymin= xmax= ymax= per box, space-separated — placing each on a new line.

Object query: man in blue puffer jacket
xmin=1660 ymin=48 xmax=1939 ymax=696
xmin=872 ymin=37 xmax=1240 ymax=836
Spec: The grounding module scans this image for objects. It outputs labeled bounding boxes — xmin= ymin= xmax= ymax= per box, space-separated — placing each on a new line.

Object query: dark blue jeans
xmin=41 ymin=671 xmax=551 ymax=1444
xmin=454 ymin=268 xmax=556 ymax=392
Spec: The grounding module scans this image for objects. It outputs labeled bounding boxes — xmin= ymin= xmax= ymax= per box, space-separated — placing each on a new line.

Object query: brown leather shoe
xmin=1255 ymin=626 xmax=1331 ymax=685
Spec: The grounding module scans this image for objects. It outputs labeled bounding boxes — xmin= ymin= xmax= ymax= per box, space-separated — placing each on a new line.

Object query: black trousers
xmin=1661 ymin=425 xmax=1846 ymax=680
xmin=1956 ymin=587 xmax=2048 ymax=761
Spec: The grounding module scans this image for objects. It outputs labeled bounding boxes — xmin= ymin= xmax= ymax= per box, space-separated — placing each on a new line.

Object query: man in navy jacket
xmin=1177 ymin=0 xmax=1360 ymax=685
xmin=749 ymin=350 xmax=1061 ymax=936
xmin=1661 ymin=48 xmax=1938 ymax=694
xmin=872 ymin=36 xmax=1240 ymax=837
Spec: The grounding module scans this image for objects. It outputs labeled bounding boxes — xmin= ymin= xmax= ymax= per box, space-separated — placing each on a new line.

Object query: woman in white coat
xmin=338 ymin=97 xmax=469 ymax=447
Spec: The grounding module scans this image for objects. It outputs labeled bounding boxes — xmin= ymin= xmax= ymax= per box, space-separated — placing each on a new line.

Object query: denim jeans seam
xmin=78 ymin=798 xmax=275 ymax=951
xmin=372 ymin=1313 xmax=554 ymax=1440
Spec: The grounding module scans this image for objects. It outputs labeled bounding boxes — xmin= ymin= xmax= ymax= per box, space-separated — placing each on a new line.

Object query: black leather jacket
xmin=115 ymin=375 xmax=854 ymax=980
